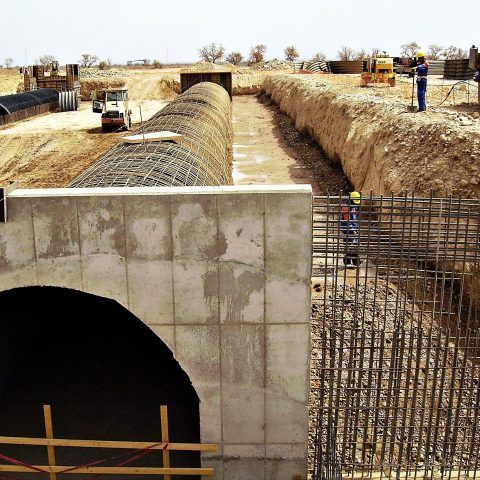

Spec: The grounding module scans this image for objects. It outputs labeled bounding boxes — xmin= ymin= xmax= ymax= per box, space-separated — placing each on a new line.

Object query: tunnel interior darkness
xmin=0 ymin=287 xmax=200 ymax=480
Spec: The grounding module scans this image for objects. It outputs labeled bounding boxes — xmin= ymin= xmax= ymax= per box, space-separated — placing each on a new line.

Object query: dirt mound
xmin=80 ymin=78 xmax=126 ymax=100
xmin=126 ymin=72 xmax=180 ymax=101
xmin=262 ymin=75 xmax=480 ymax=198
xmin=0 ymin=68 xmax=23 ymax=95
xmin=233 ymin=74 xmax=262 ymax=95
xmin=180 ymin=62 xmax=241 ymax=73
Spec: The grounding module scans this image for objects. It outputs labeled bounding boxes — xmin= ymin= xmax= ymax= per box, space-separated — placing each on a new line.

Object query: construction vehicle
xmin=361 ymin=55 xmax=395 ymax=87
xmin=92 ymin=87 xmax=132 ymax=132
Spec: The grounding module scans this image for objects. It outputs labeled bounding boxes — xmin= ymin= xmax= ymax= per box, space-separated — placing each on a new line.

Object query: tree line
xmin=198 ymin=43 xmax=324 ymax=65
xmin=198 ymin=41 xmax=470 ymax=65
xmin=1 ymin=42 xmax=470 ymax=69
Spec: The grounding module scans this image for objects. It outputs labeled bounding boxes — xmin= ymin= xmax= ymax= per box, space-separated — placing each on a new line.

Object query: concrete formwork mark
xmin=0 ymin=185 xmax=313 ymax=480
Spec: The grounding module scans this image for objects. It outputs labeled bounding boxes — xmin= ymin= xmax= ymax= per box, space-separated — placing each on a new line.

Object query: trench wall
xmin=0 ymin=185 xmax=312 ymax=480
xmin=262 ymin=75 xmax=480 ymax=198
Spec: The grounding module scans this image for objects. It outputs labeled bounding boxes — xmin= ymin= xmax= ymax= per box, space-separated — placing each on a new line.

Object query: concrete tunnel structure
xmin=0 ymin=81 xmax=313 ymax=479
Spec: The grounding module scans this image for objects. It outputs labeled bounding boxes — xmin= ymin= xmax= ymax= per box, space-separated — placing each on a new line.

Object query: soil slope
xmin=262 ymin=75 xmax=480 ymax=198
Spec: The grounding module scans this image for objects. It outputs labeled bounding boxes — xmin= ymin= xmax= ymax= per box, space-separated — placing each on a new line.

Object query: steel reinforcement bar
xmin=311 ymin=193 xmax=480 ymax=480
xmin=70 ymin=82 xmax=232 ymax=188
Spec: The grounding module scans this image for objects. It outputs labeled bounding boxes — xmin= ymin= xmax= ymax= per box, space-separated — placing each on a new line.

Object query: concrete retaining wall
xmin=0 ymin=185 xmax=312 ymax=479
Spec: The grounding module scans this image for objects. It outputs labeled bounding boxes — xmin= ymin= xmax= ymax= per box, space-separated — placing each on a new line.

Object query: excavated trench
xmin=262 ymin=75 xmax=480 ymax=198
xmin=250 ymin=79 xmax=480 ymax=476
xmin=260 ymin=74 xmax=480 ymax=313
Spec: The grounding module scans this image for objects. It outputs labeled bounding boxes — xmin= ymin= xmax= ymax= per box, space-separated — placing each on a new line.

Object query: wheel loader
xmin=92 ymin=87 xmax=132 ymax=132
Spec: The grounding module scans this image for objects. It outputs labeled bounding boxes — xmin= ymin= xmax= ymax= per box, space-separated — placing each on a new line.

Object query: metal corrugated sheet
xmin=294 ymin=61 xmax=330 ymax=73
xmin=0 ymin=89 xmax=58 ymax=115
xmin=427 ymin=60 xmax=445 ymax=75
xmin=70 ymin=82 xmax=232 ymax=188
xmin=444 ymin=59 xmax=476 ymax=80
xmin=328 ymin=61 xmax=367 ymax=74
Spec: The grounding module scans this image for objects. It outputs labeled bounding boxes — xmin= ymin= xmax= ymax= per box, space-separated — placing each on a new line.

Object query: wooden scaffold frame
xmin=0 ymin=405 xmax=218 ymax=478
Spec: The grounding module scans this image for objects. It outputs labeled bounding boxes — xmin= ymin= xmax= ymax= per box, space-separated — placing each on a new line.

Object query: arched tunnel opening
xmin=0 ymin=286 xmax=200 ymax=479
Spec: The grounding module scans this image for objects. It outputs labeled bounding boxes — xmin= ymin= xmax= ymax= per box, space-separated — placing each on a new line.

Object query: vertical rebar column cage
xmin=311 ymin=194 xmax=480 ymax=480
xmin=70 ymin=82 xmax=232 ymax=188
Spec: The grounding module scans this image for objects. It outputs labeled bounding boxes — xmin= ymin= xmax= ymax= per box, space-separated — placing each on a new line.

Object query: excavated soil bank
xmin=262 ymin=75 xmax=480 ymax=198
xmin=257 ymin=93 xmax=351 ymax=194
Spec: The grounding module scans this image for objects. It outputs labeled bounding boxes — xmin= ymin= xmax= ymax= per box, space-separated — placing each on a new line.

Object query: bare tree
xmin=226 ymin=52 xmax=243 ymax=65
xmin=312 ymin=52 xmax=327 ymax=62
xmin=79 ymin=53 xmax=99 ymax=68
xmin=427 ymin=44 xmax=444 ymax=60
xmin=249 ymin=44 xmax=267 ymax=64
xmin=98 ymin=60 xmax=110 ymax=70
xmin=284 ymin=46 xmax=299 ymax=62
xmin=198 ymin=43 xmax=225 ymax=63
xmin=443 ymin=45 xmax=468 ymax=60
xmin=354 ymin=49 xmax=368 ymax=61
xmin=400 ymin=41 xmax=421 ymax=57
xmin=4 ymin=58 xmax=13 ymax=69
xmin=337 ymin=46 xmax=354 ymax=61
xmin=39 ymin=55 xmax=57 ymax=70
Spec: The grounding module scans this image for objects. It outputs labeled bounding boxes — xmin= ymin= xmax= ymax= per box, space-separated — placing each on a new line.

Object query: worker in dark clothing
xmin=414 ymin=52 xmax=429 ymax=112
xmin=340 ymin=192 xmax=361 ymax=268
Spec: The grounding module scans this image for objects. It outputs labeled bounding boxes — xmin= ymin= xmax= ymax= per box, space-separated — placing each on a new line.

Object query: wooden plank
xmin=160 ymin=406 xmax=171 ymax=480
xmin=121 ymin=131 xmax=184 ymax=144
xmin=0 ymin=436 xmax=218 ymax=452
xmin=0 ymin=465 xmax=214 ymax=475
xmin=43 ymin=406 xmax=57 ymax=480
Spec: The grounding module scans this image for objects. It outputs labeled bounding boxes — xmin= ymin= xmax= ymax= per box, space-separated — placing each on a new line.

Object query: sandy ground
xmin=0 ymin=100 xmax=166 ymax=188
xmin=0 ymin=68 xmax=22 ymax=95
xmin=232 ymin=96 xmax=318 ymax=191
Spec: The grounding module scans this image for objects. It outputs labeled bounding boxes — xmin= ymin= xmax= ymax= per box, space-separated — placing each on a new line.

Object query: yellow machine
xmin=361 ymin=56 xmax=395 ymax=87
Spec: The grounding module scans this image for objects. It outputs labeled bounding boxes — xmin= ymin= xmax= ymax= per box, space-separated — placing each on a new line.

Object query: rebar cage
xmin=311 ymin=194 xmax=480 ymax=480
xmin=70 ymin=82 xmax=232 ymax=188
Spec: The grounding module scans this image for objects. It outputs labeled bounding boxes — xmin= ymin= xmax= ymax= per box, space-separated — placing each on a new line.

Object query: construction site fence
xmin=311 ymin=194 xmax=480 ymax=480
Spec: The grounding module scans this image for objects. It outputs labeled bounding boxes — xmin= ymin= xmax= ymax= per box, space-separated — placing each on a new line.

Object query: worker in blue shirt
xmin=341 ymin=192 xmax=361 ymax=268
xmin=414 ymin=52 xmax=429 ymax=112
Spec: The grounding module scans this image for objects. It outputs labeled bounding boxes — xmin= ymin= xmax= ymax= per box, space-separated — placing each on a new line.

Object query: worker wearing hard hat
xmin=340 ymin=192 xmax=361 ymax=268
xmin=414 ymin=52 xmax=429 ymax=112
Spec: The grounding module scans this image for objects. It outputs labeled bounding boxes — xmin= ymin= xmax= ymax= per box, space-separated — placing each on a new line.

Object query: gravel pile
xmin=80 ymin=68 xmax=130 ymax=78
xmin=251 ymin=59 xmax=294 ymax=71
xmin=180 ymin=62 xmax=240 ymax=73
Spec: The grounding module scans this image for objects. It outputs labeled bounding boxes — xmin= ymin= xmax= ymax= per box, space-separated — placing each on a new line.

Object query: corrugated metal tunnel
xmin=70 ymin=82 xmax=232 ymax=188
xmin=0 ymin=89 xmax=58 ymax=115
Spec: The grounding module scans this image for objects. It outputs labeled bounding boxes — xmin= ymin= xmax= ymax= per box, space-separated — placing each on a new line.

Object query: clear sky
xmin=1 ymin=0 xmax=479 ymax=65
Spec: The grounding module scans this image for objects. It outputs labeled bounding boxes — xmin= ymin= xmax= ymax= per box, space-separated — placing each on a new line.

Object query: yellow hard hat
xmin=350 ymin=191 xmax=361 ymax=204
xmin=416 ymin=52 xmax=426 ymax=58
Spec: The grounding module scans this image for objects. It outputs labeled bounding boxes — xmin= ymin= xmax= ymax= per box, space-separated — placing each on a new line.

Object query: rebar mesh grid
xmin=70 ymin=82 xmax=232 ymax=188
xmin=311 ymin=194 xmax=480 ymax=480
